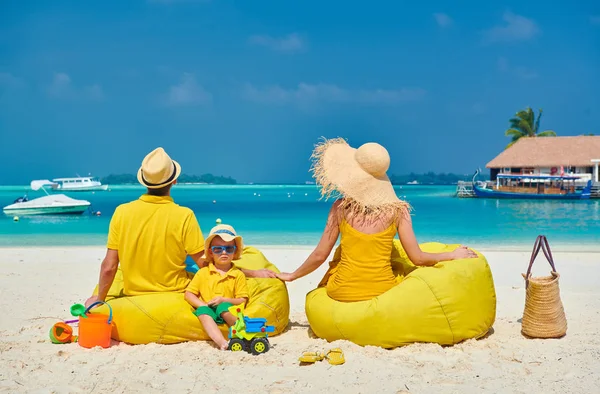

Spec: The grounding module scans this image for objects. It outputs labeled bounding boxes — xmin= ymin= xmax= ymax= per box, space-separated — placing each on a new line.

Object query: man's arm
xmin=189 ymin=251 xmax=207 ymax=269
xmin=85 ymin=249 xmax=119 ymax=308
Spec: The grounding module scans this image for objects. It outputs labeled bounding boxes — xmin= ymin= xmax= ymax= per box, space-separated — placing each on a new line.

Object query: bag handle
xmin=525 ymin=235 xmax=557 ymax=288
xmin=85 ymin=301 xmax=113 ymax=324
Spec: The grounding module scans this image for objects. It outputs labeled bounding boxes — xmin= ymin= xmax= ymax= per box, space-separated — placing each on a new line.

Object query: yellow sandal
xmin=298 ymin=351 xmax=326 ymax=363
xmin=326 ymin=348 xmax=345 ymax=365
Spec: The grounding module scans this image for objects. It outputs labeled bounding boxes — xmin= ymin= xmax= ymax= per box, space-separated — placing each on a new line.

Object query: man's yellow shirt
xmin=107 ymin=194 xmax=204 ymax=295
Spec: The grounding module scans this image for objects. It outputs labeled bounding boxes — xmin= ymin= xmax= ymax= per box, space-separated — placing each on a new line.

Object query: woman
xmin=276 ymin=138 xmax=477 ymax=302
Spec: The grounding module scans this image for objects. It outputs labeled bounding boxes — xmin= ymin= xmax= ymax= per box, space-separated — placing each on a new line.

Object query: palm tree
xmin=504 ymin=107 xmax=556 ymax=149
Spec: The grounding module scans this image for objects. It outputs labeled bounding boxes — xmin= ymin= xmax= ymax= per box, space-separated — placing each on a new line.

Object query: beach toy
xmin=70 ymin=303 xmax=88 ymax=319
xmin=49 ymin=321 xmax=78 ymax=344
xmin=75 ymin=301 xmax=113 ymax=349
xmin=226 ymin=304 xmax=275 ymax=355
xmin=86 ymin=246 xmax=290 ymax=345
xmin=305 ymin=240 xmax=496 ymax=348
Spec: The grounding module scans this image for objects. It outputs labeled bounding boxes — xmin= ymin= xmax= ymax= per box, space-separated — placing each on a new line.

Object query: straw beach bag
xmin=521 ymin=235 xmax=567 ymax=339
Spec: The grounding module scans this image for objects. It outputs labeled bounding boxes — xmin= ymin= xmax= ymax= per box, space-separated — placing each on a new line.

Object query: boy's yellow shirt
xmin=186 ymin=263 xmax=249 ymax=301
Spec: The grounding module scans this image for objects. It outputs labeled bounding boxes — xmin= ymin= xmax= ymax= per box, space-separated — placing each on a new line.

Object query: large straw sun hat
xmin=310 ymin=137 xmax=410 ymax=217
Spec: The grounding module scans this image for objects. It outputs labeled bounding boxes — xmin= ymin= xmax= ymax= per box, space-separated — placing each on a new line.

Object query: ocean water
xmin=1 ymin=184 xmax=599 ymax=248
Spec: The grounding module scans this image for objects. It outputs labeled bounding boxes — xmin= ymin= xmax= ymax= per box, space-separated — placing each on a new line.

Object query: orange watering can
xmin=71 ymin=301 xmax=113 ymax=349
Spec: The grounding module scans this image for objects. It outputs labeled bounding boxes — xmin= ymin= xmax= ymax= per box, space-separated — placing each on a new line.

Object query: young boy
xmin=184 ymin=224 xmax=249 ymax=350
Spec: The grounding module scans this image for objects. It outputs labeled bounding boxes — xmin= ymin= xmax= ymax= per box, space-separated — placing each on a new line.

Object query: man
xmin=85 ymin=147 xmax=275 ymax=308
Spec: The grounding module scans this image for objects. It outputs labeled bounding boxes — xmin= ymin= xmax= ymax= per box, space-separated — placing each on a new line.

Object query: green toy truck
xmin=227 ymin=304 xmax=275 ymax=355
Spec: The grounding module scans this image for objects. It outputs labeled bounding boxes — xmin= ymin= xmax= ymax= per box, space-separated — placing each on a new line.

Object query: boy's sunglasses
xmin=211 ymin=245 xmax=236 ymax=254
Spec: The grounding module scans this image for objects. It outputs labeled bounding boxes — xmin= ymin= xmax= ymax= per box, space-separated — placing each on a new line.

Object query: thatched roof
xmin=487 ymin=136 xmax=600 ymax=168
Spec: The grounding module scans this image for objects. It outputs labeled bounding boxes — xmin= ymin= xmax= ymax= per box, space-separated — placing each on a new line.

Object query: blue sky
xmin=1 ymin=0 xmax=599 ymax=184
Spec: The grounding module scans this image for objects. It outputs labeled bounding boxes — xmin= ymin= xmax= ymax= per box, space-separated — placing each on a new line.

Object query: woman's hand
xmin=253 ymin=269 xmax=278 ymax=278
xmin=242 ymin=268 xmax=277 ymax=278
xmin=276 ymin=272 xmax=296 ymax=282
xmin=451 ymin=246 xmax=478 ymax=260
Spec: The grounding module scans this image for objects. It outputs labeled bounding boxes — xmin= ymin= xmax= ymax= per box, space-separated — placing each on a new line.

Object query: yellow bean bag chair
xmin=90 ymin=246 xmax=290 ymax=345
xmin=305 ymin=240 xmax=496 ymax=348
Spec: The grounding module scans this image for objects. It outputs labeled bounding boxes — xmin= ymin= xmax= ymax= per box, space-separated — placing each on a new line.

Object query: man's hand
xmin=246 ymin=268 xmax=277 ymax=279
xmin=85 ymin=295 xmax=102 ymax=308
xmin=208 ymin=296 xmax=226 ymax=306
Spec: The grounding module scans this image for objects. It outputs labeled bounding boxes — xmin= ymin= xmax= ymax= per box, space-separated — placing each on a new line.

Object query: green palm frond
xmin=504 ymin=106 xmax=556 ymax=149
xmin=505 ymin=128 xmax=526 ymax=137
xmin=518 ymin=119 xmax=534 ymax=136
xmin=537 ymin=130 xmax=557 ymax=137
xmin=534 ymin=108 xmax=543 ymax=134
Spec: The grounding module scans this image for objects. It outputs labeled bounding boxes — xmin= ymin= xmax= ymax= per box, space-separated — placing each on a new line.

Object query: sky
xmin=1 ymin=0 xmax=599 ymax=184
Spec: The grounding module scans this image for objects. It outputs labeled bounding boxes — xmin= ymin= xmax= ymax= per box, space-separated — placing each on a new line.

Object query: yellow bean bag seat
xmin=305 ymin=240 xmax=496 ymax=348
xmin=90 ymin=246 xmax=290 ymax=345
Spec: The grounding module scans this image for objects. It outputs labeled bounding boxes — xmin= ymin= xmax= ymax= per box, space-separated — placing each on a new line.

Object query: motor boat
xmin=3 ymin=180 xmax=91 ymax=216
xmin=49 ymin=176 xmax=109 ymax=192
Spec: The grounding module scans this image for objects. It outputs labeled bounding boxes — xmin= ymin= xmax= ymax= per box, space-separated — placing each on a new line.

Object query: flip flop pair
xmin=298 ymin=348 xmax=345 ymax=365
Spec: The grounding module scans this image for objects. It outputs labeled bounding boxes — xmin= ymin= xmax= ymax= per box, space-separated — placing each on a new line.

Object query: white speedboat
xmin=3 ymin=180 xmax=91 ymax=216
xmin=50 ymin=176 xmax=109 ymax=192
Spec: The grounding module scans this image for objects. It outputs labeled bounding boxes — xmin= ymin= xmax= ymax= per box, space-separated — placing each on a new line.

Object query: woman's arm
xmin=276 ymin=200 xmax=341 ymax=282
xmin=397 ymin=210 xmax=477 ymax=266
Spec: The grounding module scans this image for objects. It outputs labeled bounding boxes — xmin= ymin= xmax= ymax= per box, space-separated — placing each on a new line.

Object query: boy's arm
xmin=223 ymin=297 xmax=247 ymax=306
xmin=229 ymin=274 xmax=249 ymax=305
xmin=184 ymin=291 xmax=207 ymax=308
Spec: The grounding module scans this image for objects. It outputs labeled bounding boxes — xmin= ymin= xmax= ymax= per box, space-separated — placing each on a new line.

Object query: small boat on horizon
xmin=44 ymin=176 xmax=109 ymax=192
xmin=471 ymin=170 xmax=593 ymax=200
xmin=2 ymin=180 xmax=91 ymax=216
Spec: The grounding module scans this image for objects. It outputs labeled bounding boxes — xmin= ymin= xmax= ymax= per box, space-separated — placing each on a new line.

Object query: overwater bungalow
xmin=486 ymin=136 xmax=600 ymax=184
xmin=458 ymin=136 xmax=600 ymax=199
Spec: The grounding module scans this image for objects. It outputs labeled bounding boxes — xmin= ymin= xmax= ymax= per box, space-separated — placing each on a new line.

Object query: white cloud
xmin=242 ymin=83 xmax=426 ymax=105
xmin=47 ymin=72 xmax=72 ymax=98
xmin=0 ymin=72 xmax=22 ymax=87
xmin=514 ymin=67 xmax=539 ymax=80
xmin=47 ymin=72 xmax=104 ymax=100
xmin=248 ymin=33 xmax=306 ymax=53
xmin=472 ymin=103 xmax=486 ymax=114
xmin=433 ymin=13 xmax=453 ymax=28
xmin=483 ymin=12 xmax=540 ymax=43
xmin=147 ymin=0 xmax=209 ymax=4
xmin=590 ymin=15 xmax=600 ymax=25
xmin=497 ymin=56 xmax=509 ymax=72
xmin=497 ymin=57 xmax=538 ymax=79
xmin=85 ymin=84 xmax=105 ymax=100
xmin=165 ymin=73 xmax=212 ymax=106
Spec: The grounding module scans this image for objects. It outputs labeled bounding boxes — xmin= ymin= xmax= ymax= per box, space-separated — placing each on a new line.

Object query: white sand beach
xmin=1 ymin=245 xmax=599 ymax=393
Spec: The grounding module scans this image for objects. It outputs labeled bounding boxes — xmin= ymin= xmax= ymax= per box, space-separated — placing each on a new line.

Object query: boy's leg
xmin=194 ymin=306 xmax=228 ymax=350
xmin=197 ymin=315 xmax=228 ymax=350
xmin=215 ymin=302 xmax=236 ymax=326
xmin=221 ymin=312 xmax=237 ymax=326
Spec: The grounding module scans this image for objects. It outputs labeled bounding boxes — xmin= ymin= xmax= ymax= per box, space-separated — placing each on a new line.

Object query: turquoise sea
xmin=1 ymin=185 xmax=599 ymax=248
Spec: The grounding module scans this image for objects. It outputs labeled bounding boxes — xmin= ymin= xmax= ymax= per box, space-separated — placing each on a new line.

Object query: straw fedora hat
xmin=137 ymin=147 xmax=182 ymax=189
xmin=310 ymin=137 xmax=410 ymax=216
xmin=204 ymin=224 xmax=244 ymax=260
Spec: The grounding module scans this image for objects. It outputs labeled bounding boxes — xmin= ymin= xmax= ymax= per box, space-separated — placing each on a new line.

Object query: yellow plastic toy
xmin=305 ymin=240 xmax=496 ymax=348
xmin=88 ymin=246 xmax=290 ymax=345
xmin=227 ymin=304 xmax=275 ymax=355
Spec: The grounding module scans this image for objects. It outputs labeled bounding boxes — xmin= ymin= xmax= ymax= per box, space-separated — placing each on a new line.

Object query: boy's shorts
xmin=193 ymin=302 xmax=234 ymax=324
